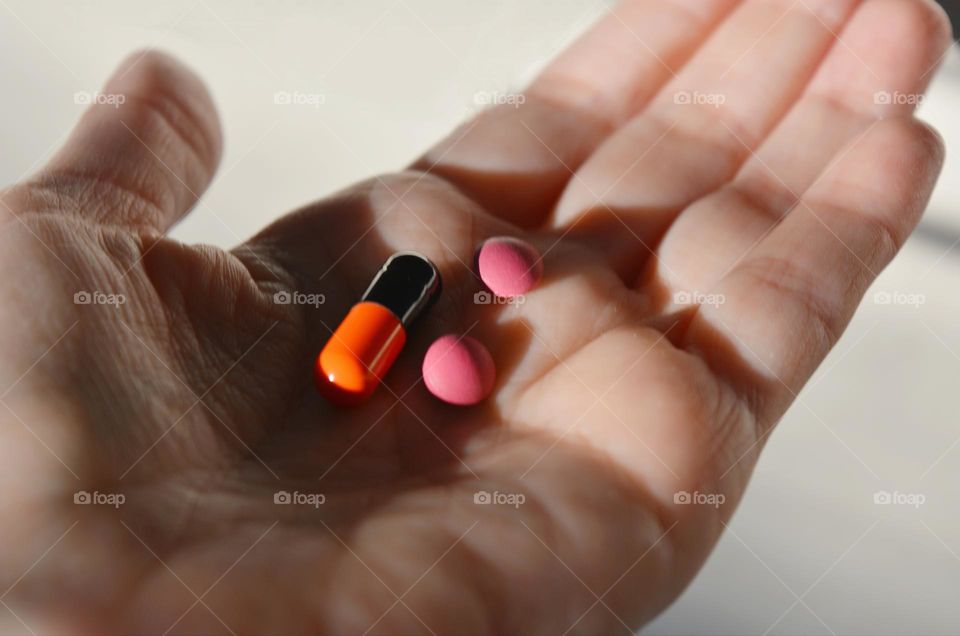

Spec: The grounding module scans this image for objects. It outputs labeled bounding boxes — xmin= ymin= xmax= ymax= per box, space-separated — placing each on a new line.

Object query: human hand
xmin=0 ymin=0 xmax=950 ymax=633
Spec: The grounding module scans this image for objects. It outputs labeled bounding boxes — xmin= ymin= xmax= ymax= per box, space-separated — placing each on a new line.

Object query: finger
xmin=20 ymin=50 xmax=223 ymax=233
xmin=551 ymin=0 xmax=862 ymax=274
xmin=414 ymin=0 xmax=739 ymax=228
xmin=652 ymin=0 xmax=952 ymax=303
xmin=683 ymin=117 xmax=944 ymax=425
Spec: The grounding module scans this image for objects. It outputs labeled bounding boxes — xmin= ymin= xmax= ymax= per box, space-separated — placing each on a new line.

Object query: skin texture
xmin=0 ymin=0 xmax=951 ymax=633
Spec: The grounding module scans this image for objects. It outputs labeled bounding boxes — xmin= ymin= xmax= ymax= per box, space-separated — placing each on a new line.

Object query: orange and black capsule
xmin=315 ymin=252 xmax=441 ymax=406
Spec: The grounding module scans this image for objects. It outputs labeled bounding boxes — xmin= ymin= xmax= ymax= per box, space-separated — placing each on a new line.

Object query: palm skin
xmin=0 ymin=1 xmax=951 ymax=634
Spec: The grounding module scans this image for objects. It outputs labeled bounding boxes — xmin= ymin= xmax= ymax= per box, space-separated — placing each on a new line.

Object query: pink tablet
xmin=422 ymin=335 xmax=496 ymax=406
xmin=477 ymin=237 xmax=542 ymax=298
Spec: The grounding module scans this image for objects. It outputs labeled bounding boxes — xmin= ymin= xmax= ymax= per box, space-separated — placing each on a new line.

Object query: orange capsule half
xmin=315 ymin=253 xmax=441 ymax=406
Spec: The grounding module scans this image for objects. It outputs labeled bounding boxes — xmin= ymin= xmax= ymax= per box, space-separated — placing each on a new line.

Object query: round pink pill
xmin=477 ymin=237 xmax=542 ymax=298
xmin=422 ymin=334 xmax=496 ymax=406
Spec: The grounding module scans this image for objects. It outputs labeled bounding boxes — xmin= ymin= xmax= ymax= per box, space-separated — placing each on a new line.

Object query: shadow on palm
xmin=86 ymin=172 xmax=699 ymax=633
xmin=0 ymin=0 xmax=951 ymax=630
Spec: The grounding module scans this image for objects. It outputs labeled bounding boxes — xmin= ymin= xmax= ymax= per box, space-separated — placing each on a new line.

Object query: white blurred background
xmin=1 ymin=1 xmax=959 ymax=633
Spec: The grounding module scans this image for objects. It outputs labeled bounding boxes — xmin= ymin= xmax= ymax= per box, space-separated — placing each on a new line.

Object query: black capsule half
xmin=361 ymin=252 xmax=442 ymax=326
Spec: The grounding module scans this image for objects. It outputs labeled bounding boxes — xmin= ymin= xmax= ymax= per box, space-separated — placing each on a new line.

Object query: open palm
xmin=0 ymin=0 xmax=950 ymax=634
